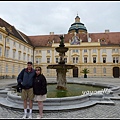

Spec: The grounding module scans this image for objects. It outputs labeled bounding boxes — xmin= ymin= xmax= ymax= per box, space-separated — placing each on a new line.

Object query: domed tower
xmin=68 ymin=15 xmax=87 ymax=34
xmin=68 ymin=15 xmax=88 ymax=42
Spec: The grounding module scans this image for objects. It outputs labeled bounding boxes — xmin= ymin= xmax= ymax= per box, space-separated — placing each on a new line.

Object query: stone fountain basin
xmin=0 ymin=81 xmax=117 ymax=111
xmin=47 ymin=64 xmax=75 ymax=69
xmin=55 ymin=47 xmax=68 ymax=53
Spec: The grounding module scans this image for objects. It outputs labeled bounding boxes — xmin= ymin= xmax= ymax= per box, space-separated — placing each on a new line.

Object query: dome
xmin=68 ymin=15 xmax=87 ymax=33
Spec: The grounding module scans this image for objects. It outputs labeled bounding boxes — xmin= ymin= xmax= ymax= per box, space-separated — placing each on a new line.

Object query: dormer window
xmin=100 ymin=38 xmax=105 ymax=42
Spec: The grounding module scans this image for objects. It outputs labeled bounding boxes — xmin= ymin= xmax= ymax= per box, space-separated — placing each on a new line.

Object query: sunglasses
xmin=35 ymin=69 xmax=40 ymax=71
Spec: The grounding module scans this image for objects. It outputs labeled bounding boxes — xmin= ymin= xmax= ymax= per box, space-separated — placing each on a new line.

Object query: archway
xmin=73 ymin=67 xmax=78 ymax=77
xmin=113 ymin=67 xmax=119 ymax=78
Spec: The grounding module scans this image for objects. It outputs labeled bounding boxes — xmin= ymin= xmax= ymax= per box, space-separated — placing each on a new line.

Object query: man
xmin=17 ymin=61 xmax=36 ymax=119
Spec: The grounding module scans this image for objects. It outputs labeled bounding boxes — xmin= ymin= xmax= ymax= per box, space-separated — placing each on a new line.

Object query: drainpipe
xmin=33 ymin=46 xmax=35 ymax=68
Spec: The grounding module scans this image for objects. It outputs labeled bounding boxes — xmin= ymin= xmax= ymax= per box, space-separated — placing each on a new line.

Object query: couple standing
xmin=17 ymin=62 xmax=47 ymax=119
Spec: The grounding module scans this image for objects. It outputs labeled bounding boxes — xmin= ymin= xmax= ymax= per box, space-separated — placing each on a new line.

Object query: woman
xmin=33 ymin=66 xmax=47 ymax=119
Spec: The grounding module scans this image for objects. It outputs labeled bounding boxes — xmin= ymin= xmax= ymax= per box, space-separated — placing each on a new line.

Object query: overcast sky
xmin=0 ymin=1 xmax=120 ymax=36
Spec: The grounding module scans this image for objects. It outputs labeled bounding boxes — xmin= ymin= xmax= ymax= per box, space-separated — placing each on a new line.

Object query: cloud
xmin=0 ymin=1 xmax=120 ymax=35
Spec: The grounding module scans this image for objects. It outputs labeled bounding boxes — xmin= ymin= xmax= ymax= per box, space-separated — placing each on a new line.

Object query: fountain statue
xmin=47 ymin=35 xmax=75 ymax=90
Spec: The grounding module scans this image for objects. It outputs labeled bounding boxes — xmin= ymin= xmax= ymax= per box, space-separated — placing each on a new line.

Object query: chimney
xmin=50 ymin=32 xmax=54 ymax=35
xmin=105 ymin=29 xmax=109 ymax=33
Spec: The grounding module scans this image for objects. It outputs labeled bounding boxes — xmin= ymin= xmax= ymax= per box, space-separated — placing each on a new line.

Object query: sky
xmin=0 ymin=1 xmax=120 ymax=36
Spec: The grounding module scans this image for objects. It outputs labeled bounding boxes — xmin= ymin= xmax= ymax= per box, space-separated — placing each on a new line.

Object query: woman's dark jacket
xmin=33 ymin=74 xmax=47 ymax=95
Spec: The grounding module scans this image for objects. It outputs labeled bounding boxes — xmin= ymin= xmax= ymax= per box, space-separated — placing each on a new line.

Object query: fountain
xmin=0 ymin=35 xmax=118 ymax=111
xmin=47 ymin=35 xmax=75 ymax=90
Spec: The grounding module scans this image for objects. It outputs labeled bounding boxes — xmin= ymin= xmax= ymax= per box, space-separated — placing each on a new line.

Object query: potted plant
xmin=81 ymin=68 xmax=90 ymax=78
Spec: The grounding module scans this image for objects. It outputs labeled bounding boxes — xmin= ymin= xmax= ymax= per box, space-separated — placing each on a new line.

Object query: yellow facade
xmin=0 ymin=23 xmax=120 ymax=79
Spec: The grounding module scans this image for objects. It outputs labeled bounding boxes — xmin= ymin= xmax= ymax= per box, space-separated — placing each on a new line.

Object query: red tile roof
xmin=0 ymin=18 xmax=31 ymax=45
xmin=89 ymin=32 xmax=120 ymax=45
xmin=28 ymin=33 xmax=88 ymax=47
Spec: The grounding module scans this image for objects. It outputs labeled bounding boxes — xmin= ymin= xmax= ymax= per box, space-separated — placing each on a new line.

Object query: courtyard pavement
xmin=0 ymin=77 xmax=120 ymax=119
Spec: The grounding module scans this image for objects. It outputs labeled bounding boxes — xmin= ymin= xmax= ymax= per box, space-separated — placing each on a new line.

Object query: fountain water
xmin=47 ymin=35 xmax=75 ymax=90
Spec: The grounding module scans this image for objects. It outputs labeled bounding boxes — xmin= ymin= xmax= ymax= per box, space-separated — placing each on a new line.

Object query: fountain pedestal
xmin=56 ymin=69 xmax=67 ymax=90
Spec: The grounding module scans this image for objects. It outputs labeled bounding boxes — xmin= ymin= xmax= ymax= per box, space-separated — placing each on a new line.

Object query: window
xmin=73 ymin=57 xmax=78 ymax=63
xmin=19 ymin=44 xmax=21 ymax=48
xmin=76 ymin=57 xmax=78 ymax=63
xmin=0 ymin=47 xmax=2 ymax=56
xmin=47 ymin=58 xmax=50 ymax=63
xmin=36 ymin=58 xmax=41 ymax=64
xmin=6 ymin=38 xmax=9 ymax=43
xmin=72 ymin=50 xmax=75 ymax=53
xmin=84 ymin=57 xmax=87 ymax=63
xmin=24 ymin=46 xmax=25 ymax=51
xmin=93 ymin=57 xmax=96 ymax=63
xmin=113 ymin=57 xmax=119 ymax=63
xmin=56 ymin=58 xmax=59 ymax=63
xmin=116 ymin=57 xmax=119 ymax=63
xmin=103 ymin=57 xmax=106 ymax=63
xmin=47 ymin=50 xmax=50 ymax=53
xmin=27 ymin=54 xmax=29 ymax=61
xmin=103 ymin=67 xmax=106 ymax=74
xmin=0 ymin=33 xmax=2 ymax=40
xmin=12 ymin=65 xmax=15 ymax=73
xmin=116 ymin=49 xmax=119 ymax=53
xmin=36 ymin=50 xmax=38 ymax=54
xmin=36 ymin=58 xmax=38 ymax=64
xmin=76 ymin=49 xmax=78 ymax=53
xmin=6 ymin=64 xmax=8 ymax=73
xmin=113 ymin=57 xmax=115 ymax=63
xmin=47 ymin=69 xmax=50 ymax=74
xmin=73 ymin=57 xmax=75 ymax=63
xmin=31 ymin=50 xmax=33 ymax=54
xmin=112 ymin=49 xmax=118 ymax=53
xmin=93 ymin=67 xmax=96 ymax=74
xmin=18 ymin=65 xmax=20 ymax=73
xmin=72 ymin=49 xmax=78 ymax=53
xmin=93 ymin=49 xmax=96 ymax=53
xmin=18 ymin=52 xmax=21 ymax=60
xmin=23 ymin=54 xmax=26 ymax=61
xmin=64 ymin=58 xmax=67 ymax=63
xmin=5 ymin=49 xmax=9 ymax=58
xmin=39 ymin=50 xmax=41 ymax=53
xmin=13 ymin=41 xmax=16 ymax=46
xmin=0 ymin=65 xmax=1 ymax=73
xmin=13 ymin=50 xmax=16 ymax=59
xmin=31 ymin=56 xmax=33 ymax=63
xmin=84 ymin=49 xmax=87 ymax=53
xmin=102 ymin=49 xmax=106 ymax=53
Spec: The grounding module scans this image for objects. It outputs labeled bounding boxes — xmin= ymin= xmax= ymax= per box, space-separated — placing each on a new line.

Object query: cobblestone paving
xmin=0 ymin=78 xmax=120 ymax=118
xmin=0 ymin=100 xmax=120 ymax=118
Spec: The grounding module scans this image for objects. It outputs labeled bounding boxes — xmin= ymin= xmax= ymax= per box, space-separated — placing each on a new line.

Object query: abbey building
xmin=0 ymin=15 xmax=120 ymax=78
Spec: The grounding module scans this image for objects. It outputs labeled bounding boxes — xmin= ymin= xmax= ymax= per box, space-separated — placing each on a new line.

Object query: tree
xmin=81 ymin=68 xmax=90 ymax=78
